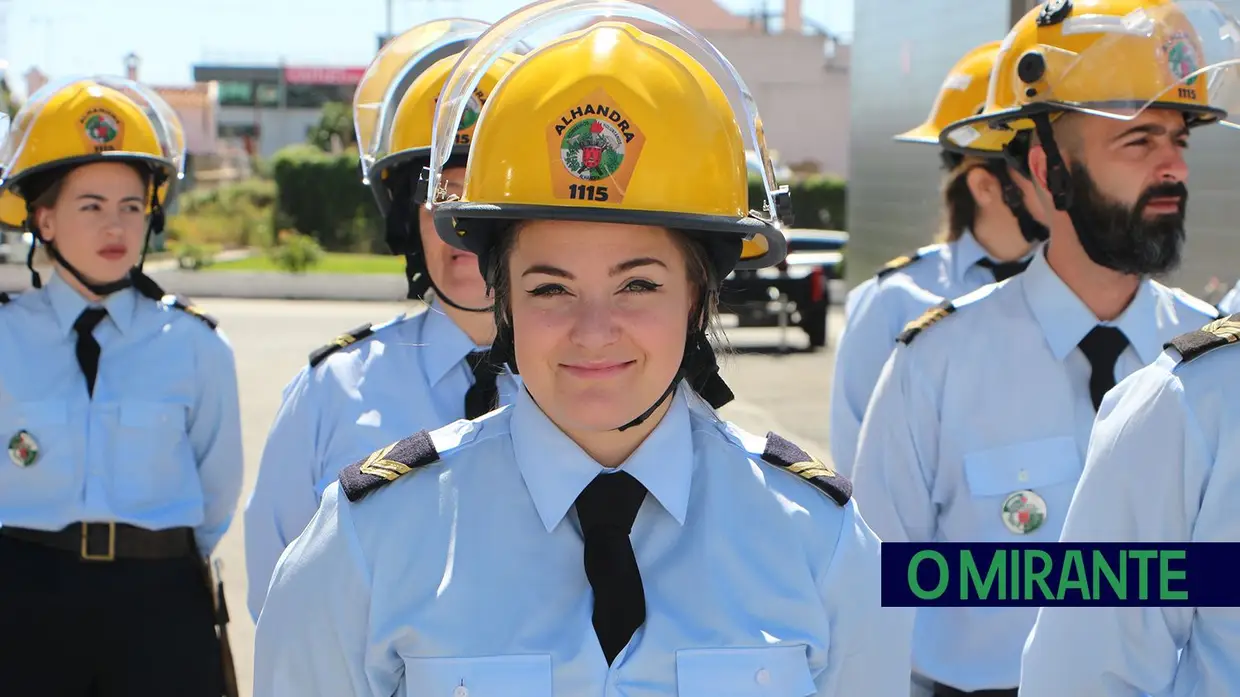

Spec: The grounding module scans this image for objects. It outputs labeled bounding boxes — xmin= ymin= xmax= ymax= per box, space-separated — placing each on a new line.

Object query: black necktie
xmin=73 ymin=307 xmax=108 ymax=398
xmin=977 ymin=257 xmax=1031 ymax=282
xmin=464 ymin=350 xmax=501 ymax=419
xmin=575 ymin=470 xmax=648 ymax=665
xmin=1078 ymin=326 xmax=1129 ymax=411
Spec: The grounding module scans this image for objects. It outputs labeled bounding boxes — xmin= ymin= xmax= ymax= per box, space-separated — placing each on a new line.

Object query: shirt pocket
xmin=403 ymin=654 xmax=552 ymax=697
xmin=0 ymin=400 xmax=74 ymax=508
xmin=676 ymin=646 xmax=816 ymax=697
xmin=962 ymin=437 xmax=1081 ymax=542
xmin=111 ymin=401 xmax=193 ymax=510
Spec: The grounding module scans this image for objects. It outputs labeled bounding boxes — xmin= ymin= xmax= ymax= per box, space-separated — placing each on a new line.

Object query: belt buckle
xmin=80 ymin=522 xmax=116 ymax=561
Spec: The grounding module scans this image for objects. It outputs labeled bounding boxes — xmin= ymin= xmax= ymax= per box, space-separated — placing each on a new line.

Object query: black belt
xmin=934 ymin=685 xmax=1017 ymax=697
xmin=0 ymin=523 xmax=196 ymax=561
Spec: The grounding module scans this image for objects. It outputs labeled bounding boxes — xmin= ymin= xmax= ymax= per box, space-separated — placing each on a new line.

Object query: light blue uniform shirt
xmin=1217 ymin=280 xmax=1240 ymax=314
xmin=1021 ymin=323 xmax=1240 ymax=697
xmin=243 ymin=302 xmax=520 ymax=620
xmin=850 ymin=248 xmax=1218 ymax=692
xmin=841 ymin=242 xmax=947 ymax=322
xmin=0 ymin=272 xmax=243 ymax=556
xmin=253 ymin=385 xmax=915 ymax=697
xmin=831 ymin=232 xmax=1006 ymax=476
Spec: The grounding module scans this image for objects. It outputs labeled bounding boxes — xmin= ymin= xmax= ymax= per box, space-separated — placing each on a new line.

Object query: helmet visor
xmin=354 ymin=18 xmax=495 ymax=181
xmin=0 ymin=75 xmax=186 ymax=188
xmin=997 ymin=0 xmax=1240 ymax=126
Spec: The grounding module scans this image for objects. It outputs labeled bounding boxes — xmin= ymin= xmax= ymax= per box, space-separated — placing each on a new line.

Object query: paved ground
xmin=142 ymin=297 xmax=843 ymax=695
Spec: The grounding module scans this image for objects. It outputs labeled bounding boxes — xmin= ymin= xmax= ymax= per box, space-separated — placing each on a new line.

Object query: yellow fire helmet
xmin=423 ymin=0 xmax=792 ymax=274
xmin=895 ymin=41 xmax=1004 ymax=146
xmin=0 ymin=75 xmax=185 ymax=229
xmin=372 ymin=52 xmax=521 ymax=215
xmin=940 ymin=0 xmax=1240 ymax=157
xmin=353 ymin=18 xmax=530 ymax=216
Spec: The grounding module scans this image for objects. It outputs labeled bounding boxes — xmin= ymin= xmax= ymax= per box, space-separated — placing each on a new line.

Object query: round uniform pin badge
xmin=8 ymin=430 xmax=39 ymax=467
xmin=1001 ymin=489 xmax=1047 ymax=534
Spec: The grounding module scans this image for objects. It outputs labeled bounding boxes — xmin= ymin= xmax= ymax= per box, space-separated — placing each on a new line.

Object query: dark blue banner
xmin=881 ymin=543 xmax=1240 ymax=607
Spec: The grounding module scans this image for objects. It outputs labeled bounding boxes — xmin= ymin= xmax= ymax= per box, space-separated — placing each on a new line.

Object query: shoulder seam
xmin=160 ymin=294 xmax=219 ymax=330
xmin=309 ymin=323 xmax=375 ymax=368
xmin=308 ymin=314 xmax=411 ymax=369
xmin=897 ymin=298 xmax=956 ymax=345
xmin=875 ymin=245 xmax=940 ymax=279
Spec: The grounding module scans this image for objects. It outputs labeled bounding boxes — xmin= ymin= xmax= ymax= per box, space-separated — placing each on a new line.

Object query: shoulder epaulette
xmin=875 ymin=247 xmax=933 ymax=279
xmin=161 ymin=293 xmax=218 ymax=329
xmin=897 ymin=298 xmax=956 ymax=345
xmin=1164 ymin=313 xmax=1240 ymax=364
xmin=339 ymin=430 xmax=440 ymax=502
xmin=309 ymin=323 xmax=374 ymax=368
xmin=760 ymin=431 xmax=851 ymax=507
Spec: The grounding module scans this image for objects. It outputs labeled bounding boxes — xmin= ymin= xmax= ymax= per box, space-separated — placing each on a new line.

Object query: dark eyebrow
xmin=521 ymin=257 xmax=668 ymax=279
xmin=521 ymin=264 xmax=573 ymax=279
xmin=611 ymin=257 xmax=667 ymax=275
xmin=74 ymin=194 xmax=145 ymax=204
xmin=1113 ymin=123 xmax=1189 ymax=141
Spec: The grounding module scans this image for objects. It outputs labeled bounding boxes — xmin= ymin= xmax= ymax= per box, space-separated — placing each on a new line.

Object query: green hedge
xmin=748 ymin=174 xmax=847 ymax=230
xmin=270 ymin=144 xmax=383 ymax=253
xmin=271 ymin=145 xmax=849 ymax=252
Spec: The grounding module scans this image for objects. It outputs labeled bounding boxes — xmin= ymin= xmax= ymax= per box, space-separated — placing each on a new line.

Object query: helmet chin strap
xmin=426 ymin=273 xmax=492 ymax=313
xmin=1029 ymin=112 xmax=1101 ymax=252
xmin=988 ymin=163 xmax=1049 ymax=244
xmin=388 ymin=177 xmax=492 ymax=314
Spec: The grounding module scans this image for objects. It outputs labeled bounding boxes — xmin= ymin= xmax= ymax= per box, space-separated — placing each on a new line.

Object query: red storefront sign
xmin=283 ymin=66 xmax=367 ymax=86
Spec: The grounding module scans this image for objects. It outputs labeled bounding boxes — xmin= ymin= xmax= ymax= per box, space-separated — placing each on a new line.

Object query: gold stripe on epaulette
xmin=785 ymin=459 xmax=839 ymax=480
xmin=358 ymin=443 xmax=398 ymax=479
xmin=1201 ymin=316 xmax=1240 ymax=344
xmin=360 ymin=459 xmax=415 ymax=481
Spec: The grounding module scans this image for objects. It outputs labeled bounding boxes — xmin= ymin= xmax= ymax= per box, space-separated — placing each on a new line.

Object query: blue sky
xmin=4 ymin=0 xmax=851 ymax=91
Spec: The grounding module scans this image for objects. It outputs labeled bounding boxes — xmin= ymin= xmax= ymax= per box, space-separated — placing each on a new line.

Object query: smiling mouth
xmin=560 ymin=360 xmax=636 ymax=378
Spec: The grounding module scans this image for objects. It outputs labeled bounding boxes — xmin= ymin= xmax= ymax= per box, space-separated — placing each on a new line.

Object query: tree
xmin=306 ymin=101 xmax=355 ymax=153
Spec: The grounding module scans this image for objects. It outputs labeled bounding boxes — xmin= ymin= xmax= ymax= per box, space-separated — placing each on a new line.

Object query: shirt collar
xmin=421 ymin=299 xmax=489 ymax=386
xmin=1107 ymin=278 xmax=1162 ymax=364
xmin=950 ymin=230 xmax=990 ymax=283
xmin=45 ymin=270 xmax=136 ymax=337
xmin=511 ymin=384 xmax=694 ymax=532
xmin=1020 ymin=246 xmax=1159 ymax=362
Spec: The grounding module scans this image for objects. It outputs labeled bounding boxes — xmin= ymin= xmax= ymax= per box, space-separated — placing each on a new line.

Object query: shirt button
xmin=453 ymin=687 xmax=468 ymax=697
xmin=1018 ymin=469 xmax=1029 ymax=483
xmin=755 ymin=668 xmax=771 ymax=685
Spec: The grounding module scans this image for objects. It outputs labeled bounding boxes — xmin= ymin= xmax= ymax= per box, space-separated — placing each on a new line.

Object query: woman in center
xmin=253 ymin=3 xmax=913 ymax=694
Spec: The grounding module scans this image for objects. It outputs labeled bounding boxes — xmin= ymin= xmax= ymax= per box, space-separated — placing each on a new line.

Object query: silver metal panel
xmin=846 ymin=0 xmax=1240 ymax=297
xmin=846 ymin=1 xmax=1014 ymax=287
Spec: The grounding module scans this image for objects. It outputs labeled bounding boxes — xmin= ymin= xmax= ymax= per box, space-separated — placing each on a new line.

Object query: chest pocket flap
xmin=963 ymin=436 xmax=1081 ymax=497
xmin=677 ymin=645 xmax=815 ymax=697
xmin=403 ymin=654 xmax=551 ymax=697
xmin=120 ymin=401 xmax=188 ymax=428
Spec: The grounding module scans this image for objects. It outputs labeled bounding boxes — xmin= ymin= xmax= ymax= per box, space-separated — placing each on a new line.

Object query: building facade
xmin=197 ymin=0 xmax=851 ymax=177
xmin=847 ymin=0 xmax=1240 ymax=296
xmin=192 ymin=64 xmax=362 ymax=160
